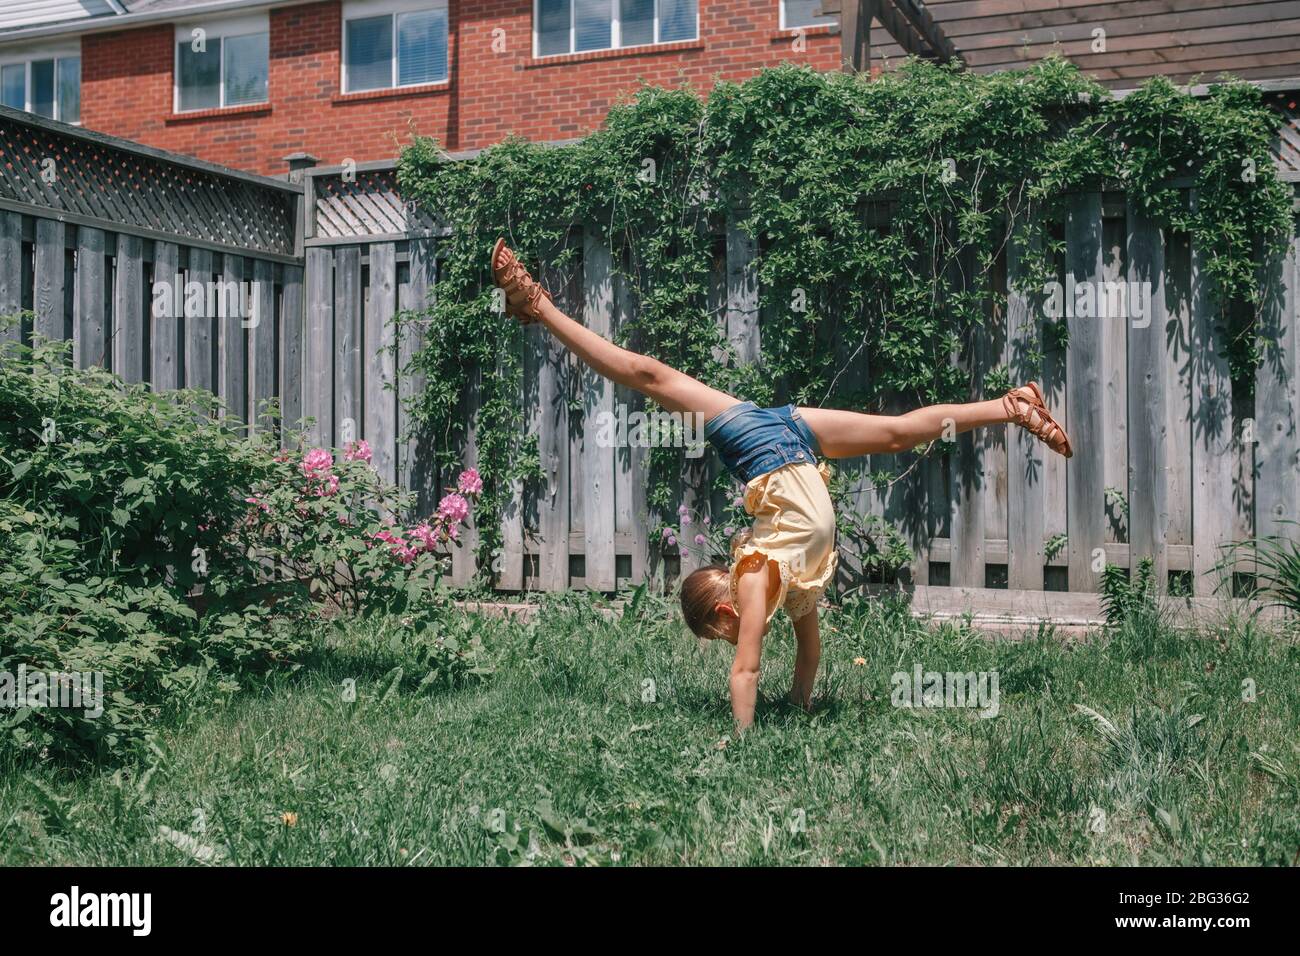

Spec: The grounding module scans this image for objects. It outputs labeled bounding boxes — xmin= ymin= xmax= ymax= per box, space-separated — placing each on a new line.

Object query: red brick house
xmin=0 ymin=0 xmax=1296 ymax=177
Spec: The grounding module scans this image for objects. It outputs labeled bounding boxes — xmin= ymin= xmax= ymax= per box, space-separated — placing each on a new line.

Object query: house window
xmin=343 ymin=1 xmax=449 ymax=93
xmin=0 ymin=53 xmax=81 ymax=123
xmin=175 ymin=17 xmax=269 ymax=112
xmin=782 ymin=0 xmax=835 ymax=30
xmin=535 ymin=0 xmax=698 ymax=57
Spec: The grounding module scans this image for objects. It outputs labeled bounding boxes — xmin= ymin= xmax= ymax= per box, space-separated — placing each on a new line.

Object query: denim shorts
xmin=704 ymin=402 xmax=822 ymax=485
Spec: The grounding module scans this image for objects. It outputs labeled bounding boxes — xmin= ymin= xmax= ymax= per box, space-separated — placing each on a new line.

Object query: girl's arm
xmin=729 ymin=564 xmax=769 ymax=732
xmin=789 ymin=611 xmax=821 ymax=710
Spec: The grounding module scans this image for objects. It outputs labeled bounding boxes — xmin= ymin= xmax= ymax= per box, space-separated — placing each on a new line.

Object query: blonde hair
xmin=680 ymin=565 xmax=730 ymax=639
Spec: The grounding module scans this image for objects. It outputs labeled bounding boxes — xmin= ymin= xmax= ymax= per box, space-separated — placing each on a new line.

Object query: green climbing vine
xmin=394 ymin=57 xmax=1291 ymax=580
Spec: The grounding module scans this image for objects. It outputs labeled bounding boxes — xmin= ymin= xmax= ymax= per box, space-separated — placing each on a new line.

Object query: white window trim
xmin=0 ymin=43 xmax=81 ymax=125
xmin=341 ymin=0 xmax=450 ymax=95
xmin=532 ymin=0 xmax=698 ymax=59
xmin=780 ymin=0 xmax=835 ymax=31
xmin=172 ymin=14 xmax=270 ymax=114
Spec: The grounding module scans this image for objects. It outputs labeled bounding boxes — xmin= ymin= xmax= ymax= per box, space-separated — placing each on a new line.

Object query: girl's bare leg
xmin=531 ymin=296 xmax=739 ymax=420
xmin=798 ymin=400 xmax=1012 ymax=458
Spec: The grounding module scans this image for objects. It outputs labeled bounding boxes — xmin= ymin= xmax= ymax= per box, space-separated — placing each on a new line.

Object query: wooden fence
xmin=299 ymin=169 xmax=1300 ymax=599
xmin=3 ymin=99 xmax=1299 ymax=605
xmin=0 ymin=104 xmax=304 ymax=448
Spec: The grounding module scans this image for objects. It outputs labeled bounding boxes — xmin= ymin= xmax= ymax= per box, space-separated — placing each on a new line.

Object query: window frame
xmin=779 ymin=0 xmax=836 ymax=31
xmin=0 ymin=46 xmax=81 ymax=124
xmin=532 ymin=0 xmax=699 ymax=59
xmin=341 ymin=0 xmax=450 ymax=95
xmin=172 ymin=14 xmax=270 ymax=114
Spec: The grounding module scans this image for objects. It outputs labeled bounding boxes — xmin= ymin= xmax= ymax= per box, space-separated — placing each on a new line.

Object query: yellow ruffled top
xmin=728 ymin=460 xmax=838 ymax=624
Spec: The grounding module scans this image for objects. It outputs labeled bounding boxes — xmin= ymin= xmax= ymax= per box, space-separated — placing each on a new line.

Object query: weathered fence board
xmin=1254 ymin=226 xmax=1300 ymax=541
xmin=1127 ymin=203 xmax=1169 ymax=586
xmin=74 ymin=226 xmax=106 ymax=370
xmin=333 ymin=245 xmax=361 ymax=449
xmin=219 ymin=253 xmax=247 ymax=422
xmin=33 ymin=218 xmax=64 ymax=343
xmin=582 ymin=226 xmax=617 ymax=591
xmin=184 ymin=247 xmax=214 ymax=392
xmin=365 ymin=242 xmax=397 ymax=484
xmin=151 ymin=242 xmax=181 ymax=390
xmin=0 ymin=212 xmax=20 ymax=342
xmin=112 ymin=234 xmax=144 ymax=383
xmin=1006 ymin=227 xmax=1045 ymax=590
xmin=280 ymin=263 xmax=304 ymax=442
xmin=303 ymin=247 xmax=334 ymax=447
xmin=1065 ymin=192 xmax=1106 ymax=590
xmin=248 ymin=258 xmax=275 ymax=431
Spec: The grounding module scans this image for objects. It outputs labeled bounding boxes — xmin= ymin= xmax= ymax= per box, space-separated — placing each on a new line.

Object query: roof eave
xmin=0 ymin=0 xmax=316 ymax=46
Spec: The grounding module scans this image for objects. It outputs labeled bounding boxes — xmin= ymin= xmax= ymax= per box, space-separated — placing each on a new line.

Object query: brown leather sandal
xmin=1005 ymin=381 xmax=1073 ymax=458
xmin=491 ymin=238 xmax=554 ymax=325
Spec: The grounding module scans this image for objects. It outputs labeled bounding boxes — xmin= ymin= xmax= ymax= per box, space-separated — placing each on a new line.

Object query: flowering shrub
xmin=220 ymin=444 xmax=481 ymax=616
xmin=0 ymin=336 xmax=478 ymax=761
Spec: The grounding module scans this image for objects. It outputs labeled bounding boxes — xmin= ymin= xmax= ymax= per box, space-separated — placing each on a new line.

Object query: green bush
xmin=0 ymin=336 xmax=479 ymax=762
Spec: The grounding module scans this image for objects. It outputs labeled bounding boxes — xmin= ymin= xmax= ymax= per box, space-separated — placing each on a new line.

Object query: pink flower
xmin=344 ymin=439 xmax=373 ymax=464
xmin=661 ymin=527 xmax=672 ymax=539
xmin=667 ymin=535 xmax=677 ymax=546
xmin=679 ymin=548 xmax=688 ymax=558
xmin=409 ymin=522 xmax=440 ymax=552
xmin=437 ymin=492 xmax=470 ymax=525
xmin=301 ymin=448 xmax=333 ymax=478
xmin=313 ymin=474 xmax=340 ymax=497
xmin=694 ymin=534 xmax=706 ymax=546
xmin=680 ymin=515 xmax=691 ymax=526
xmin=456 ymin=468 xmax=483 ymax=495
xmin=244 ymin=495 xmax=270 ymax=514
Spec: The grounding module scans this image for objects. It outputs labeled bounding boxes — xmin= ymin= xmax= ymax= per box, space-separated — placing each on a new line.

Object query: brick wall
xmin=80 ymin=0 xmax=839 ymax=176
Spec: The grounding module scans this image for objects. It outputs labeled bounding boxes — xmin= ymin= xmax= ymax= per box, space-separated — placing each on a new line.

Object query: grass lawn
xmin=2 ymin=592 xmax=1297 ymax=866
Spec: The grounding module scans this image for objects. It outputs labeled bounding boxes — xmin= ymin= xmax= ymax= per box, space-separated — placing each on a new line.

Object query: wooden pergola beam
xmin=892 ymin=0 xmax=962 ymax=63
xmin=817 ymin=0 xmax=962 ymax=71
